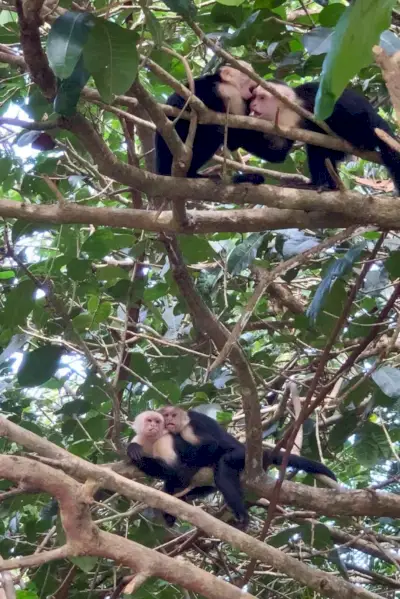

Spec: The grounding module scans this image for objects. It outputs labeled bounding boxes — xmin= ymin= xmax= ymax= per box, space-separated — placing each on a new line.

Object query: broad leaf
xmin=83 ymin=18 xmax=139 ymax=103
xmin=307 ymin=243 xmax=365 ymax=324
xmin=315 ymin=0 xmax=397 ymax=119
xmin=227 ymin=232 xmax=267 ymax=275
xmin=47 ymin=11 xmax=94 ymax=79
xmin=18 ymin=345 xmax=64 ymax=387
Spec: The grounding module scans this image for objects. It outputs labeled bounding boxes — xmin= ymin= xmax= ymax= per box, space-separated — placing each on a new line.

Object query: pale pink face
xmin=249 ymin=86 xmax=279 ymax=120
xmin=135 ymin=412 xmax=164 ymax=439
xmin=159 ymin=407 xmax=181 ymax=433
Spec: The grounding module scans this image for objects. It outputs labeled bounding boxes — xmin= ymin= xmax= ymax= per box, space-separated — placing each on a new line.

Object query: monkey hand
xmin=127 ymin=442 xmax=143 ymax=463
xmin=233 ymin=173 xmax=265 ymax=185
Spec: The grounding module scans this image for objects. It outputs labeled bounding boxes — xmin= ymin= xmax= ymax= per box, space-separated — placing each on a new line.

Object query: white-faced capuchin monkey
xmin=127 ymin=410 xmax=216 ymax=525
xmin=231 ymin=81 xmax=400 ymax=192
xmin=128 ymin=407 xmax=337 ymax=528
xmin=156 ymin=61 xmax=258 ymax=179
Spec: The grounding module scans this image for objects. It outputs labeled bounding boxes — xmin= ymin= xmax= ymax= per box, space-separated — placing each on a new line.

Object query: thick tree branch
xmin=0 ymin=50 xmax=385 ymax=165
xmin=1 ymin=414 xmax=400 ymax=519
xmin=161 ymin=234 xmax=263 ymax=477
xmin=0 ymin=454 xmax=384 ymax=599
xmin=15 ymin=0 xmax=56 ymax=100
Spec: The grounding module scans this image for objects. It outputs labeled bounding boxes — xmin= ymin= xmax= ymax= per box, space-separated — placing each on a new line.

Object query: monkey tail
xmin=264 ymin=449 xmax=337 ymax=481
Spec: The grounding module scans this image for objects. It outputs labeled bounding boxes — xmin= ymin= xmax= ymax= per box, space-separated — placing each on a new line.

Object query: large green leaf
xmin=161 ymin=0 xmax=197 ymax=19
xmin=315 ymin=0 xmax=397 ymax=119
xmin=17 ymin=345 xmax=64 ymax=387
xmin=307 ymin=243 xmax=365 ymax=324
xmin=2 ymin=279 xmax=36 ymax=328
xmin=353 ymin=421 xmax=392 ymax=467
xmin=54 ymin=55 xmax=91 ymax=116
xmin=47 ymin=11 xmax=94 ymax=79
xmin=227 ymin=232 xmax=267 ymax=275
xmin=83 ymin=18 xmax=139 ymax=103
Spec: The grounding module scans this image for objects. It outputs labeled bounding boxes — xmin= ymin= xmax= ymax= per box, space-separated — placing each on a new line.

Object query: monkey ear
xmin=129 ymin=418 xmax=139 ymax=431
xmin=219 ymin=66 xmax=234 ymax=84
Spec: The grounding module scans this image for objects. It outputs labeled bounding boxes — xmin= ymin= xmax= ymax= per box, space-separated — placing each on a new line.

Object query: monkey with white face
xmin=128 ymin=410 xmax=216 ymax=525
xmin=128 ymin=407 xmax=337 ymax=528
xmin=232 ymin=80 xmax=400 ymax=191
xmin=156 ymin=61 xmax=259 ymax=180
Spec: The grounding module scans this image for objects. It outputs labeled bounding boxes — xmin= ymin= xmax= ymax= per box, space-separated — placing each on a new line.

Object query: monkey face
xmin=159 ymin=407 xmax=181 ymax=433
xmin=133 ymin=411 xmax=165 ymax=439
xmin=249 ymin=87 xmax=279 ymax=120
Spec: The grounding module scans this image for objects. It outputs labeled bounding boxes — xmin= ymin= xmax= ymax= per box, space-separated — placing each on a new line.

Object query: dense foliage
xmin=0 ymin=0 xmax=400 ymax=597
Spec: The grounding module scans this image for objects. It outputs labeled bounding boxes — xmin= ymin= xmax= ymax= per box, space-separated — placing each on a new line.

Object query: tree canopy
xmin=0 ymin=0 xmax=400 ymax=598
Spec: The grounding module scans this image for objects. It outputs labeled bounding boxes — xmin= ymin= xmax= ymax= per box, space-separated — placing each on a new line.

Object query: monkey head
xmin=249 ymin=83 xmax=296 ymax=122
xmin=158 ymin=406 xmax=189 ymax=434
xmin=218 ymin=61 xmax=257 ymax=115
xmin=131 ymin=410 xmax=165 ymax=441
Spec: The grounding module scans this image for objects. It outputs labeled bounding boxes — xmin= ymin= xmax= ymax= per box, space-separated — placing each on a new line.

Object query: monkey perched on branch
xmin=128 ymin=407 xmax=337 ymax=528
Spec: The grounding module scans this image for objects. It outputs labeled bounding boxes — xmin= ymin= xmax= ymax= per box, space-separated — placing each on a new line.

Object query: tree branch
xmin=0 ymin=454 xmax=384 ymax=599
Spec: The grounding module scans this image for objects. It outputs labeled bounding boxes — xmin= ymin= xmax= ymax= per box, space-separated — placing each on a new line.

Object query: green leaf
xmin=307 ymin=244 xmax=365 ymax=324
xmin=227 ymin=232 xmax=267 ymax=275
xmin=178 ymin=234 xmax=216 ymax=263
xmin=386 ymin=250 xmax=400 ymax=278
xmin=217 ymin=0 xmax=245 ymax=7
xmin=129 ymin=352 xmax=151 ymax=379
xmin=346 ymin=314 xmax=378 ymax=339
xmin=57 ymin=399 xmax=93 ymax=416
xmin=92 ymin=301 xmax=112 ymax=324
xmin=353 ymin=421 xmax=392 ymax=467
xmin=161 ymin=0 xmax=197 ymax=19
xmin=67 ymin=258 xmax=93 ymax=281
xmin=315 ymin=0 xmax=397 ymax=119
xmin=72 ymin=312 xmax=93 ymax=332
xmin=54 ymin=54 xmax=91 ymax=116
xmin=372 ymin=366 xmax=400 ymax=400
xmin=2 ymin=279 xmax=36 ymax=327
xmin=83 ymin=18 xmax=139 ymax=103
xmin=69 ymin=439 xmax=94 ymax=457
xmin=144 ymin=9 xmax=163 ymax=47
xmin=87 ymin=295 xmax=99 ymax=315
xmin=16 ymin=591 xmax=39 ymax=599
xmin=95 ymin=265 xmax=129 ymax=283
xmin=0 ymin=157 xmax=12 ymax=182
xmin=319 ymin=3 xmax=346 ymax=27
xmin=0 ymin=270 xmax=15 ymax=279
xmin=47 ymin=11 xmax=94 ymax=79
xmin=70 ymin=555 xmax=98 ymax=573
xmin=81 ymin=230 xmax=133 ymax=259
xmin=18 ymin=345 xmax=64 ymax=387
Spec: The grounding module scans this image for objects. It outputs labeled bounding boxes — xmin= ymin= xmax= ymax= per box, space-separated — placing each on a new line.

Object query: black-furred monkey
xmin=128 ymin=407 xmax=337 ymax=527
xmin=155 ymin=62 xmax=258 ymax=179
xmin=232 ymin=81 xmax=400 ymax=191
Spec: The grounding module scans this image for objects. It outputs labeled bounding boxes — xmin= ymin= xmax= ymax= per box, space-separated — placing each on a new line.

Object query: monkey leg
xmin=214 ymin=452 xmax=248 ymax=528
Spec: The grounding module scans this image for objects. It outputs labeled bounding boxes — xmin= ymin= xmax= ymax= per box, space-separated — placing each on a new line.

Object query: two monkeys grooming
xmin=157 ymin=62 xmax=400 ymax=192
xmin=128 ymin=407 xmax=337 ymax=528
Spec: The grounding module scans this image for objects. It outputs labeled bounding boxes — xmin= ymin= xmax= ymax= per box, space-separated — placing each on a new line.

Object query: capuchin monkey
xmin=232 ymin=81 xmax=400 ymax=192
xmin=156 ymin=62 xmax=258 ymax=179
xmin=128 ymin=410 xmax=216 ymax=525
xmin=128 ymin=407 xmax=337 ymax=528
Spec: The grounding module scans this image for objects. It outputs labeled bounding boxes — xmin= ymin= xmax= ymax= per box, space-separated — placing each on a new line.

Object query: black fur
xmin=231 ymin=81 xmax=400 ymax=192
xmin=157 ymin=72 xmax=230 ymax=178
xmin=128 ymin=410 xmax=336 ymax=528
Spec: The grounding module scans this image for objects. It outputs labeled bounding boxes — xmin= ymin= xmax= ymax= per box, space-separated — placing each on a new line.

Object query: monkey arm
xmin=127 ymin=442 xmax=181 ymax=481
xmin=227 ymin=128 xmax=294 ymax=163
